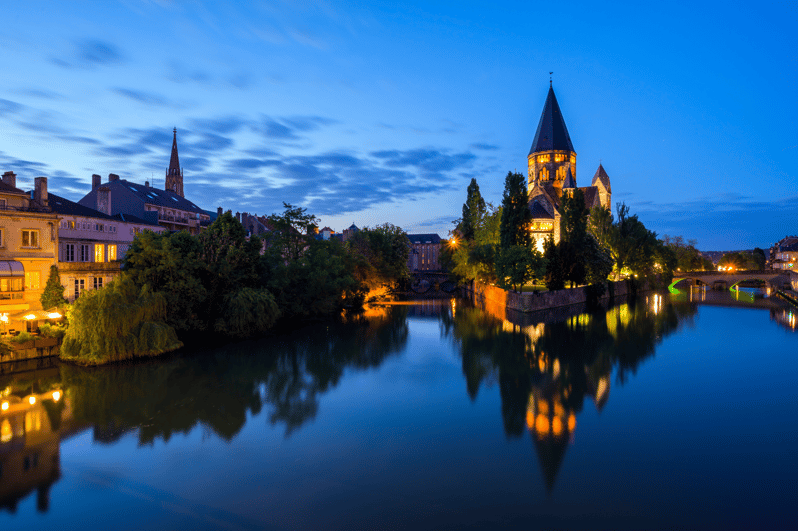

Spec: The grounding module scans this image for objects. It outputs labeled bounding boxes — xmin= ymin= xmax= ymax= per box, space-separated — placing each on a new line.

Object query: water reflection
xmin=0 ymin=365 xmax=86 ymax=513
xmin=445 ymin=293 xmax=697 ymax=492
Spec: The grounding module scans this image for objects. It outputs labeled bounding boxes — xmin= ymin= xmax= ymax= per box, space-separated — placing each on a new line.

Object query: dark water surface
xmin=1 ymin=291 xmax=796 ymax=530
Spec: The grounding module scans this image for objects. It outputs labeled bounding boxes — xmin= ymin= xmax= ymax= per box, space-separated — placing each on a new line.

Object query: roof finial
xmin=549 ymin=72 xmax=553 ymax=86
xmin=173 ymin=127 xmax=177 ymax=136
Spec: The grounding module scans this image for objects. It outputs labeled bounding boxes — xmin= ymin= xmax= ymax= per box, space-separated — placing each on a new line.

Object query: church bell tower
xmin=165 ymin=127 xmax=184 ymax=197
xmin=527 ymin=83 xmax=576 ymax=199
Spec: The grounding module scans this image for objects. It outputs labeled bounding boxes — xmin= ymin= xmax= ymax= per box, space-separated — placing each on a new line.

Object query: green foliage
xmin=60 ymin=278 xmax=182 ymax=365
xmin=543 ymin=235 xmax=566 ymax=290
xmin=661 ymin=235 xmax=713 ymax=271
xmin=214 ymin=288 xmax=280 ymax=339
xmin=264 ymin=202 xmax=319 ymax=262
xmin=450 ymin=201 xmax=502 ymax=283
xmin=460 ymin=178 xmax=486 ymax=241
xmin=499 ymin=171 xmax=531 ymax=249
xmin=265 ymin=239 xmax=364 ymax=319
xmin=123 ymin=229 xmax=208 ymax=332
xmin=40 ymin=265 xmax=67 ymax=309
xmin=9 ymin=331 xmax=35 ymax=344
xmin=583 ymin=234 xmax=614 ymax=285
xmin=348 ymin=223 xmax=410 ymax=292
xmin=561 ymin=189 xmax=588 ymax=246
xmin=718 ymin=250 xmax=765 ymax=271
xmin=495 ymin=245 xmax=545 ymax=292
xmin=38 ymin=322 xmax=66 ymax=339
xmin=587 ymin=205 xmax=614 ymax=249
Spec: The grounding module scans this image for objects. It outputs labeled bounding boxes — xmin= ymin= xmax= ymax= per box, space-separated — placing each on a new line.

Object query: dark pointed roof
xmin=562 ymin=167 xmax=576 ymax=189
xmin=529 ymin=86 xmax=575 ymax=155
xmin=591 ymin=163 xmax=611 ymax=193
xmin=168 ymin=128 xmax=180 ymax=174
xmin=529 ymin=200 xmax=554 ymax=219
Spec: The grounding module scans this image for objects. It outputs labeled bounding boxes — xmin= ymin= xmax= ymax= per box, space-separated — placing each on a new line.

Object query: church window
xmin=555 ymin=154 xmax=565 ymax=162
xmin=539 ymin=168 xmax=549 ymax=181
xmin=538 ymin=155 xmax=550 ymax=163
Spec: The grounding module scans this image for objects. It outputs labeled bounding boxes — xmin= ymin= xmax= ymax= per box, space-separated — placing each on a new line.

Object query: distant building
xmin=342 ymin=223 xmax=359 ymax=242
xmin=526 ymin=83 xmax=612 ymax=252
xmin=407 ymin=233 xmax=442 ymax=271
xmin=771 ymin=236 xmax=798 ymax=270
xmin=78 ymin=129 xmax=210 ymax=234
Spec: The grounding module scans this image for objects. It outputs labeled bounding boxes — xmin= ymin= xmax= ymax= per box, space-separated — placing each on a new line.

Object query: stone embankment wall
xmin=467 ymin=281 xmax=639 ymax=313
xmin=0 ymin=338 xmax=60 ymax=365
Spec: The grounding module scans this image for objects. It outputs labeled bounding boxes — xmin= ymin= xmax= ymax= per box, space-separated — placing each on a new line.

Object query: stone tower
xmin=527 ymin=83 xmax=576 ymax=199
xmin=165 ymin=128 xmax=184 ymax=197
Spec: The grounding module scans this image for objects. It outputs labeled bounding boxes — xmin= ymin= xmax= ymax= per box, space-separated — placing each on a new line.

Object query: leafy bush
xmin=10 ymin=331 xmax=35 ymax=344
xmin=38 ymin=323 xmax=67 ymax=339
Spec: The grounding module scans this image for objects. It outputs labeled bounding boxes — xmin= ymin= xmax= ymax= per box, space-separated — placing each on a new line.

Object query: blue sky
xmin=0 ymin=0 xmax=795 ymax=250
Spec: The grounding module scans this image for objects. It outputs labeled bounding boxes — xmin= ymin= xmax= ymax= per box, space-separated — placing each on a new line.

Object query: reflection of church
xmin=524 ymin=345 xmax=611 ymax=492
xmin=527 ymin=83 xmax=612 ymax=251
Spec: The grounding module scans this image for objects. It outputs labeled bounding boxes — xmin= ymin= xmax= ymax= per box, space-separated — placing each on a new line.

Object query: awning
xmin=0 ymin=261 xmax=24 ymax=277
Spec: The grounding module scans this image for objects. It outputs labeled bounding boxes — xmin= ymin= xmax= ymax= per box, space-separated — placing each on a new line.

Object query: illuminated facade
xmin=0 ymin=172 xmax=59 ymax=328
xmin=526 ymin=84 xmax=612 ymax=251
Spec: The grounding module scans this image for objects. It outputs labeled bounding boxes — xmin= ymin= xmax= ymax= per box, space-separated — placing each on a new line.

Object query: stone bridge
xmin=409 ymin=270 xmax=459 ymax=294
xmin=669 ymin=270 xmax=796 ymax=292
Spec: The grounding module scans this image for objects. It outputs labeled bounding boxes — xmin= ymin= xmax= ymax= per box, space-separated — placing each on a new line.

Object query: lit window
xmin=108 ymin=245 xmax=117 ymax=261
xmin=21 ymin=229 xmax=39 ymax=248
xmin=25 ymin=271 xmax=40 ymax=290
xmin=95 ymin=244 xmax=105 ymax=262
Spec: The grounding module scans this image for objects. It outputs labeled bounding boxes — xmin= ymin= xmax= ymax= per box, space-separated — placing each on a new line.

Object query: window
xmin=0 ymin=228 xmax=3 ymax=247
xmin=64 ymin=244 xmax=75 ymax=262
xmin=95 ymin=244 xmax=105 ymax=262
xmin=68 ymin=220 xmax=75 ymax=229
xmin=80 ymin=244 xmax=90 ymax=262
xmin=25 ymin=271 xmax=40 ymax=290
xmin=0 ymin=278 xmax=22 ymax=292
xmin=21 ymin=230 xmax=39 ymax=248
xmin=74 ymin=278 xmax=85 ymax=299
xmin=108 ymin=245 xmax=117 ymax=261
xmin=0 ymin=199 xmax=5 ymax=209
xmin=93 ymin=277 xmax=103 ymax=289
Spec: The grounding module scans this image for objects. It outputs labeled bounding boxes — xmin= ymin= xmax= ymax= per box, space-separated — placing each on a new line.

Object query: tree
xmin=123 ymin=230 xmax=208 ymax=332
xmin=543 ymin=236 xmax=566 ymax=290
xmin=561 ymin=189 xmax=588 ymax=246
xmin=499 ymin=171 xmax=531 ymax=249
xmin=460 ymin=178 xmax=486 ymax=242
xmin=348 ymin=223 xmax=410 ymax=293
xmin=40 ymin=265 xmax=67 ymax=309
xmin=264 ymin=203 xmax=319 ymax=262
xmin=450 ymin=202 xmax=502 ymax=283
xmin=495 ymin=246 xmax=545 ymax=292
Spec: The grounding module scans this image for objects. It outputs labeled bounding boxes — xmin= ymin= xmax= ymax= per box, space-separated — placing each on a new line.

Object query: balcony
xmin=58 ymin=261 xmax=122 ymax=273
xmin=159 ymin=213 xmax=190 ymax=225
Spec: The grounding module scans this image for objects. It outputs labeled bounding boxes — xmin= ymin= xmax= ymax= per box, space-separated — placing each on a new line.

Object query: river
xmin=1 ymin=290 xmax=796 ymax=530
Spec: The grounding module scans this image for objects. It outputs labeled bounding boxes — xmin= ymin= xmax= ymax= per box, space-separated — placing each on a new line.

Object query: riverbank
xmin=465 ymin=279 xmax=644 ymax=313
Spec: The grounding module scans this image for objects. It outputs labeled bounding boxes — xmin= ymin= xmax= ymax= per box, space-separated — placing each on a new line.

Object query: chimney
xmin=92 ymin=174 xmax=101 ymax=190
xmin=2 ymin=171 xmax=16 ymax=189
xmin=96 ymin=186 xmax=112 ymax=216
xmin=108 ymin=173 xmax=120 ymax=182
xmin=34 ymin=177 xmax=48 ymax=207
xmin=235 ymin=212 xmax=241 ymax=223
xmin=217 ymin=206 xmax=223 ymax=217
xmin=145 ymin=181 xmax=150 ymax=188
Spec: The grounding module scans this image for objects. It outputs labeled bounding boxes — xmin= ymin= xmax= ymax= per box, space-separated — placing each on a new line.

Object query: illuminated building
xmin=526 ymin=83 xmax=612 ymax=252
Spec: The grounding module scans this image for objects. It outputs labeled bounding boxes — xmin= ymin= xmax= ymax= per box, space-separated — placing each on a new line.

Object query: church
xmin=526 ymin=83 xmax=611 ymax=252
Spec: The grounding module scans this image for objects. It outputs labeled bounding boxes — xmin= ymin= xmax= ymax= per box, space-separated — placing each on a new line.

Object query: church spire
xmin=165 ymin=127 xmax=184 ymax=197
xmin=529 ymin=85 xmax=574 ymax=155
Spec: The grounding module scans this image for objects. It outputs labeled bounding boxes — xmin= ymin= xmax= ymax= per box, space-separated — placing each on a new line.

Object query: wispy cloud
xmin=52 ymin=39 xmax=126 ymax=69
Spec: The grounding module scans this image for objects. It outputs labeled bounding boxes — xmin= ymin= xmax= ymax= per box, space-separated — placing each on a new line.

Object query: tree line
xmin=58 ymin=204 xmax=410 ymax=365
xmin=445 ymin=173 xmax=717 ymax=293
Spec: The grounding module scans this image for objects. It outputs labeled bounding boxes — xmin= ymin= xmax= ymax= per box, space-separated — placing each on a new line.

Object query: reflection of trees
xmin=447 ymin=294 xmax=697 ymax=492
xmin=60 ymin=305 xmax=409 ymax=445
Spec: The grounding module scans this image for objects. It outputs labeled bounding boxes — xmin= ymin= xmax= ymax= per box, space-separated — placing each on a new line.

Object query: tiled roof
xmin=562 ymin=167 xmax=576 ymax=189
xmin=580 ymin=186 xmax=599 ymax=209
xmin=46 ymin=193 xmax=116 ymax=220
xmin=529 ymin=85 xmax=575 ymax=155
xmin=591 ymin=163 xmax=611 ymax=193
xmin=0 ymin=180 xmax=27 ymax=195
xmin=114 ymin=212 xmax=160 ymax=226
xmin=407 ymin=233 xmax=441 ymax=244
xmin=112 ymin=178 xmax=205 ymax=214
xmin=529 ymin=200 xmax=553 ymax=219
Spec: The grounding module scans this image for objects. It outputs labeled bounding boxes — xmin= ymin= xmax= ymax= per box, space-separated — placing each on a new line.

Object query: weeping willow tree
xmin=213 ymin=287 xmax=280 ymax=339
xmin=60 ymin=277 xmax=183 ymax=365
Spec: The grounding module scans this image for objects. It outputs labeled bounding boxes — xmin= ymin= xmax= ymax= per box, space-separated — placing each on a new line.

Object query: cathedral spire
xmin=529 ymin=85 xmax=574 ymax=155
xmin=165 ymin=127 xmax=184 ymax=197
